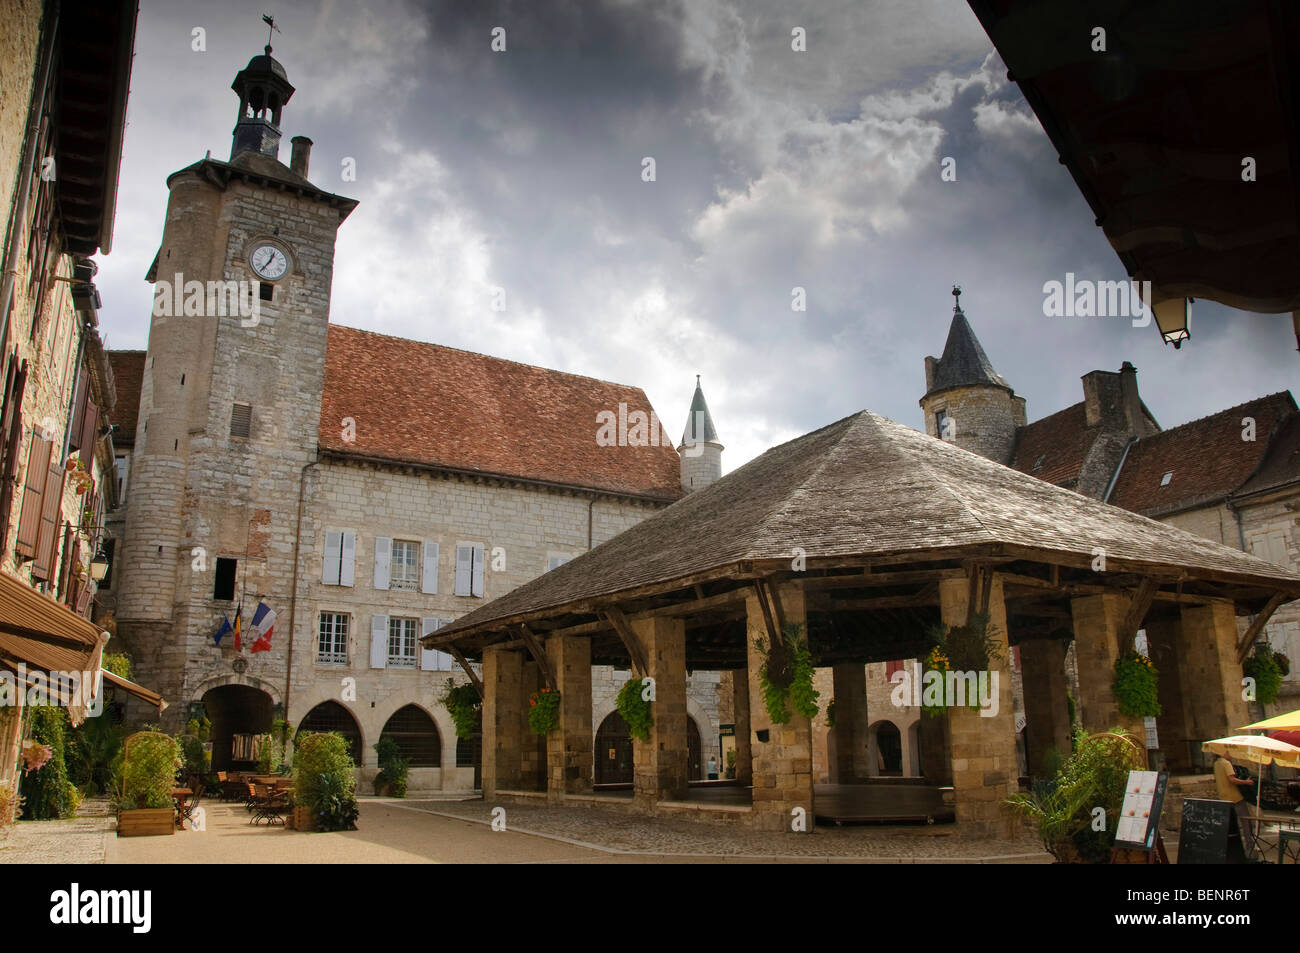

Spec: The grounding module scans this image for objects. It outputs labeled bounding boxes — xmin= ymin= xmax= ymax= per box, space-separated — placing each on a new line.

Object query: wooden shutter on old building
xmin=15 ymin=433 xmax=51 ymax=557
xmin=32 ymin=455 xmax=65 ymax=580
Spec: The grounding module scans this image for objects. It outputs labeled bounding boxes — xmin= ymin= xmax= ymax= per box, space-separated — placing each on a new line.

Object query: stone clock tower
xmin=115 ymin=47 xmax=357 ymax=735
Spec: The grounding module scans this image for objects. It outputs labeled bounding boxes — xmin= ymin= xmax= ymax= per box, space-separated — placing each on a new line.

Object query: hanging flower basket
xmin=1112 ymin=651 xmax=1161 ymax=717
xmin=616 ymin=677 xmax=654 ymax=741
xmin=528 ymin=687 xmax=561 ymax=735
xmin=1242 ymin=647 xmax=1283 ymax=706
xmin=65 ymin=457 xmax=94 ymax=496
xmin=21 ymin=740 xmax=53 ymax=773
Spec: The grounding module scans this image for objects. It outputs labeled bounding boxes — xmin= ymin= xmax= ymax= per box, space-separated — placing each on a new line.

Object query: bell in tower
xmin=230 ymin=44 xmax=295 ymax=161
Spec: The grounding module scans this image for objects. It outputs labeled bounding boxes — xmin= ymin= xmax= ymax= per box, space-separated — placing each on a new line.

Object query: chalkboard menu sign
xmin=1177 ymin=798 xmax=1246 ymax=864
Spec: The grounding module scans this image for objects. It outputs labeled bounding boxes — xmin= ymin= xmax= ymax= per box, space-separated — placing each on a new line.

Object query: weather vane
xmin=952 ymin=284 xmax=962 ymax=312
xmin=262 ymin=13 xmax=281 ymax=54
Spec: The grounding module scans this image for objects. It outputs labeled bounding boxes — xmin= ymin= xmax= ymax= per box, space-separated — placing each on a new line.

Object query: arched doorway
xmin=871 ymin=720 xmax=903 ymax=775
xmin=379 ymin=705 xmax=442 ymax=767
xmin=295 ymin=701 xmax=363 ymax=765
xmin=594 ymin=712 xmax=633 ymax=784
xmin=203 ymin=684 xmax=273 ymax=772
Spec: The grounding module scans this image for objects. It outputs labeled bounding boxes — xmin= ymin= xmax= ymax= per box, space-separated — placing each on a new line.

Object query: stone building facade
xmin=108 ymin=48 xmax=727 ymax=791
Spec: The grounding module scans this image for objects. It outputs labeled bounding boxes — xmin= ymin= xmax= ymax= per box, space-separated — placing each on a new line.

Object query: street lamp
xmin=89 ymin=545 xmax=110 ymax=582
xmin=1153 ymin=297 xmax=1191 ymax=348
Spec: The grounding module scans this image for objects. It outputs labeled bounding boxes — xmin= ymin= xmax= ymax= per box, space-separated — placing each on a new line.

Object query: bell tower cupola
xmin=230 ymin=44 xmax=295 ymax=161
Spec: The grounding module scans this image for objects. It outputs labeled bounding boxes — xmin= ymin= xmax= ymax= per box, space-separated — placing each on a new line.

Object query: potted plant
xmin=439 ymin=682 xmax=482 ymax=740
xmin=1242 ymin=646 xmax=1283 ymax=706
xmin=1006 ymin=727 xmax=1145 ymax=862
xmin=528 ymin=687 xmax=561 ymax=735
xmin=754 ymin=622 xmax=819 ymax=725
xmin=1112 ymin=650 xmax=1161 ymax=717
xmin=372 ymin=736 xmax=409 ymax=797
xmin=293 ymin=732 xmax=358 ymax=832
xmin=115 ymin=731 xmax=181 ymax=836
xmin=615 ymin=677 xmax=654 ymax=741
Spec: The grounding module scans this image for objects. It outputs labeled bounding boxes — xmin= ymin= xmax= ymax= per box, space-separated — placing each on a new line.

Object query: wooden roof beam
xmin=601 ymin=606 xmax=649 ymax=676
xmin=1236 ymin=592 xmax=1287 ymax=663
xmin=515 ymin=624 xmax=556 ymax=690
xmin=1118 ymin=577 xmax=1159 ymax=656
xmin=447 ymin=645 xmax=484 ymax=699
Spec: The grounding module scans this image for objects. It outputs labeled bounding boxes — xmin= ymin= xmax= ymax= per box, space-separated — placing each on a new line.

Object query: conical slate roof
xmin=680 ymin=378 xmax=721 ymax=446
xmin=927 ymin=309 xmax=1011 ymax=394
xmin=433 ymin=410 xmax=1300 ymax=641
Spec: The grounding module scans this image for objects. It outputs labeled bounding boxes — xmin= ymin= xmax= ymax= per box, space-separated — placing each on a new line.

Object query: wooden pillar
xmin=481 ymin=646 xmax=521 ymax=797
xmin=1019 ymin=638 xmax=1072 ymax=777
xmin=631 ymin=615 xmax=688 ymax=804
xmin=746 ymin=583 xmax=815 ymax=832
xmin=832 ymin=663 xmax=869 ymax=781
xmin=1070 ymin=593 xmax=1145 ymax=742
xmin=733 ymin=665 xmax=752 ymax=785
xmin=545 ymin=634 xmax=592 ymax=801
xmin=1179 ymin=599 xmax=1250 ymax=770
xmin=941 ymin=573 xmax=1018 ymax=837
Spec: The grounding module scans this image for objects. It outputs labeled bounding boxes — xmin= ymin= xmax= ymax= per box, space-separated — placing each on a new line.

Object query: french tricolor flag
xmin=249 ymin=601 xmax=277 ymax=654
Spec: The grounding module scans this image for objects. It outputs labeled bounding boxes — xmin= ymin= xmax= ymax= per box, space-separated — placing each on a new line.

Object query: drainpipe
xmin=284 ymin=457 xmax=319 ymax=722
xmin=1103 ymin=437 xmax=1136 ymax=504
xmin=587 ymin=498 xmax=595 ymax=550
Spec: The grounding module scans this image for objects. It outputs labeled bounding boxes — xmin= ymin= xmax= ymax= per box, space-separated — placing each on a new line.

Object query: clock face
xmin=249 ymin=244 xmax=289 ymax=281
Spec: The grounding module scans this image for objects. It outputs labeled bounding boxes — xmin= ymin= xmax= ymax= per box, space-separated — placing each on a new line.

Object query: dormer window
xmin=1160 ymin=471 xmax=1173 ymax=487
xmin=1033 ymin=454 xmax=1046 ymax=472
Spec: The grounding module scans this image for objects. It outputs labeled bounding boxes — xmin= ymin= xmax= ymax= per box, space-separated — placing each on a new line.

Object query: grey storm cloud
xmin=93 ymin=0 xmax=1300 ymax=473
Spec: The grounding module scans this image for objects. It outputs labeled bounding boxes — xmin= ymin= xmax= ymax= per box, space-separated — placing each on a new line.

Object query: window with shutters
xmin=31 ymin=451 xmax=64 ymax=580
xmin=454 ymin=543 xmax=485 ymax=597
xmin=15 ymin=432 xmax=52 ymax=557
xmin=387 ymin=616 xmax=418 ymax=668
xmin=317 ymin=612 xmax=349 ymax=664
xmin=390 ymin=539 xmax=419 ymax=591
xmin=114 ymin=454 xmax=128 ymax=504
xmin=321 ymin=530 xmax=356 ymax=586
xmin=229 ymin=402 xmax=251 ymax=438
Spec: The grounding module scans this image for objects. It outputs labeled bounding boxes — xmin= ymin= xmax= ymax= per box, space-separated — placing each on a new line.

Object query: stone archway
xmin=202 ymin=682 xmax=275 ymax=772
xmin=868 ymin=719 xmax=903 ymax=776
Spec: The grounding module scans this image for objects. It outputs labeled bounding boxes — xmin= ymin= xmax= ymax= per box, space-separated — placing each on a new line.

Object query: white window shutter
xmin=420 ymin=616 xmax=440 ymax=670
xmin=455 ymin=544 xmax=472 ymax=596
xmin=471 ymin=543 xmax=485 ymax=597
xmin=374 ymin=536 xmax=392 ymax=590
xmin=322 ymin=531 xmax=342 ymax=585
xmin=369 ymin=614 xmax=389 ymax=669
xmin=340 ymin=532 xmax=356 ymax=587
xmin=421 ymin=540 xmax=439 ymax=594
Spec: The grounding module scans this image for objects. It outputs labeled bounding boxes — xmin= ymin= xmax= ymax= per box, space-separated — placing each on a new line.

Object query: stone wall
xmin=919 ymin=387 xmax=1021 ymax=465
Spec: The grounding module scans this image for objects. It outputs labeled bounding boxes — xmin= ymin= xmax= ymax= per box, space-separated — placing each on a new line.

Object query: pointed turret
xmin=919 ymin=287 xmax=1026 ymax=464
xmin=230 ymin=45 xmax=295 ymax=161
xmin=678 ymin=376 xmax=723 ymax=492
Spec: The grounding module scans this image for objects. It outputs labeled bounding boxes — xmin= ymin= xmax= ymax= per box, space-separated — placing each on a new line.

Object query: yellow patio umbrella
xmin=1202 ymin=734 xmax=1300 ymax=822
xmin=1237 ymin=710 xmax=1300 ymax=732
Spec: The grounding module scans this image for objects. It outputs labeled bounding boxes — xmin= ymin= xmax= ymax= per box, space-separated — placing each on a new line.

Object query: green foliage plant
xmin=21 ymin=707 xmax=79 ymax=819
xmin=373 ymin=736 xmax=409 ymax=798
xmin=1006 ymin=726 xmax=1145 ymax=863
xmin=755 ymin=623 xmax=819 ymax=725
xmin=119 ymin=732 xmax=181 ymax=811
xmin=1242 ymin=647 xmax=1283 ymax=706
xmin=294 ymin=732 xmax=358 ymax=831
xmin=1111 ymin=651 xmax=1161 ymax=717
xmin=439 ymin=682 xmax=482 ymax=739
xmin=528 ymin=687 xmax=561 ymax=734
xmin=616 ymin=677 xmax=654 ymax=741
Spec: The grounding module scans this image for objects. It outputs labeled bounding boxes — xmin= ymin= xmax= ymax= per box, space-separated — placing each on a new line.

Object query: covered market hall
xmin=426 ymin=410 xmax=1300 ymax=834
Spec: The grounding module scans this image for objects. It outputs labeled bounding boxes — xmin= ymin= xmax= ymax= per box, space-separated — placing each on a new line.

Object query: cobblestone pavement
xmin=0 ymin=798 xmax=115 ymax=865
xmin=398 ymin=798 xmax=1053 ymax=862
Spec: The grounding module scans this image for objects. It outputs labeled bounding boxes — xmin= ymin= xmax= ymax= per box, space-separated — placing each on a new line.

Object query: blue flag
xmin=213 ymin=615 xmax=233 ymax=646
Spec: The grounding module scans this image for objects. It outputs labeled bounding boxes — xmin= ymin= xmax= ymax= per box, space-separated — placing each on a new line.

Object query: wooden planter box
xmin=117 ymin=808 xmax=175 ymax=837
xmin=288 ymin=805 xmax=315 ymax=832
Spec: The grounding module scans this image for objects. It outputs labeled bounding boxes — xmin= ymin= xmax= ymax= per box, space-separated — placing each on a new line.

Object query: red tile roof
xmin=1008 ymin=402 xmax=1094 ymax=488
xmin=1235 ymin=412 xmax=1300 ymax=499
xmin=318 ymin=325 xmax=684 ymax=500
xmin=1107 ymin=393 xmax=1297 ymax=516
xmin=107 ymin=350 xmax=145 ymax=446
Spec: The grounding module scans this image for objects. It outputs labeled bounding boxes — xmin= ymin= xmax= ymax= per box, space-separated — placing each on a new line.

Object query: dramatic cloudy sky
xmin=94 ymin=0 xmax=1299 ymax=472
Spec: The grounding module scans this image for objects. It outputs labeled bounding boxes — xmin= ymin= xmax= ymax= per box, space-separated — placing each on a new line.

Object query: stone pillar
xmin=832 ymin=663 xmax=869 ymax=781
xmin=918 ymin=681 xmax=952 ymax=785
xmin=746 ymin=584 xmax=815 ymax=832
xmin=631 ymin=616 xmax=688 ymax=804
xmin=1179 ymin=600 xmax=1250 ymax=770
xmin=1146 ymin=616 xmax=1194 ymax=771
xmin=733 ymin=665 xmax=752 ymax=784
xmin=941 ymin=574 xmax=1019 ymax=837
xmin=520 ymin=660 xmax=545 ymax=790
xmin=481 ymin=646 xmax=521 ymax=797
xmin=1019 ymin=638 xmax=1072 ymax=777
xmin=545 ymin=634 xmax=592 ymax=801
xmin=1070 ymin=593 xmax=1145 ymax=743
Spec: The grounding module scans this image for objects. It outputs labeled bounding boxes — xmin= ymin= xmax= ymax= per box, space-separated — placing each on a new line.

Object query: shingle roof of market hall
xmin=430 ymin=408 xmax=1300 ymax=646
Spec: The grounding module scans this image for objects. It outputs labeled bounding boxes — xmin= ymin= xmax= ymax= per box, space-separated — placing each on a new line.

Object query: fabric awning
xmin=102 ymin=669 xmax=166 ymax=714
